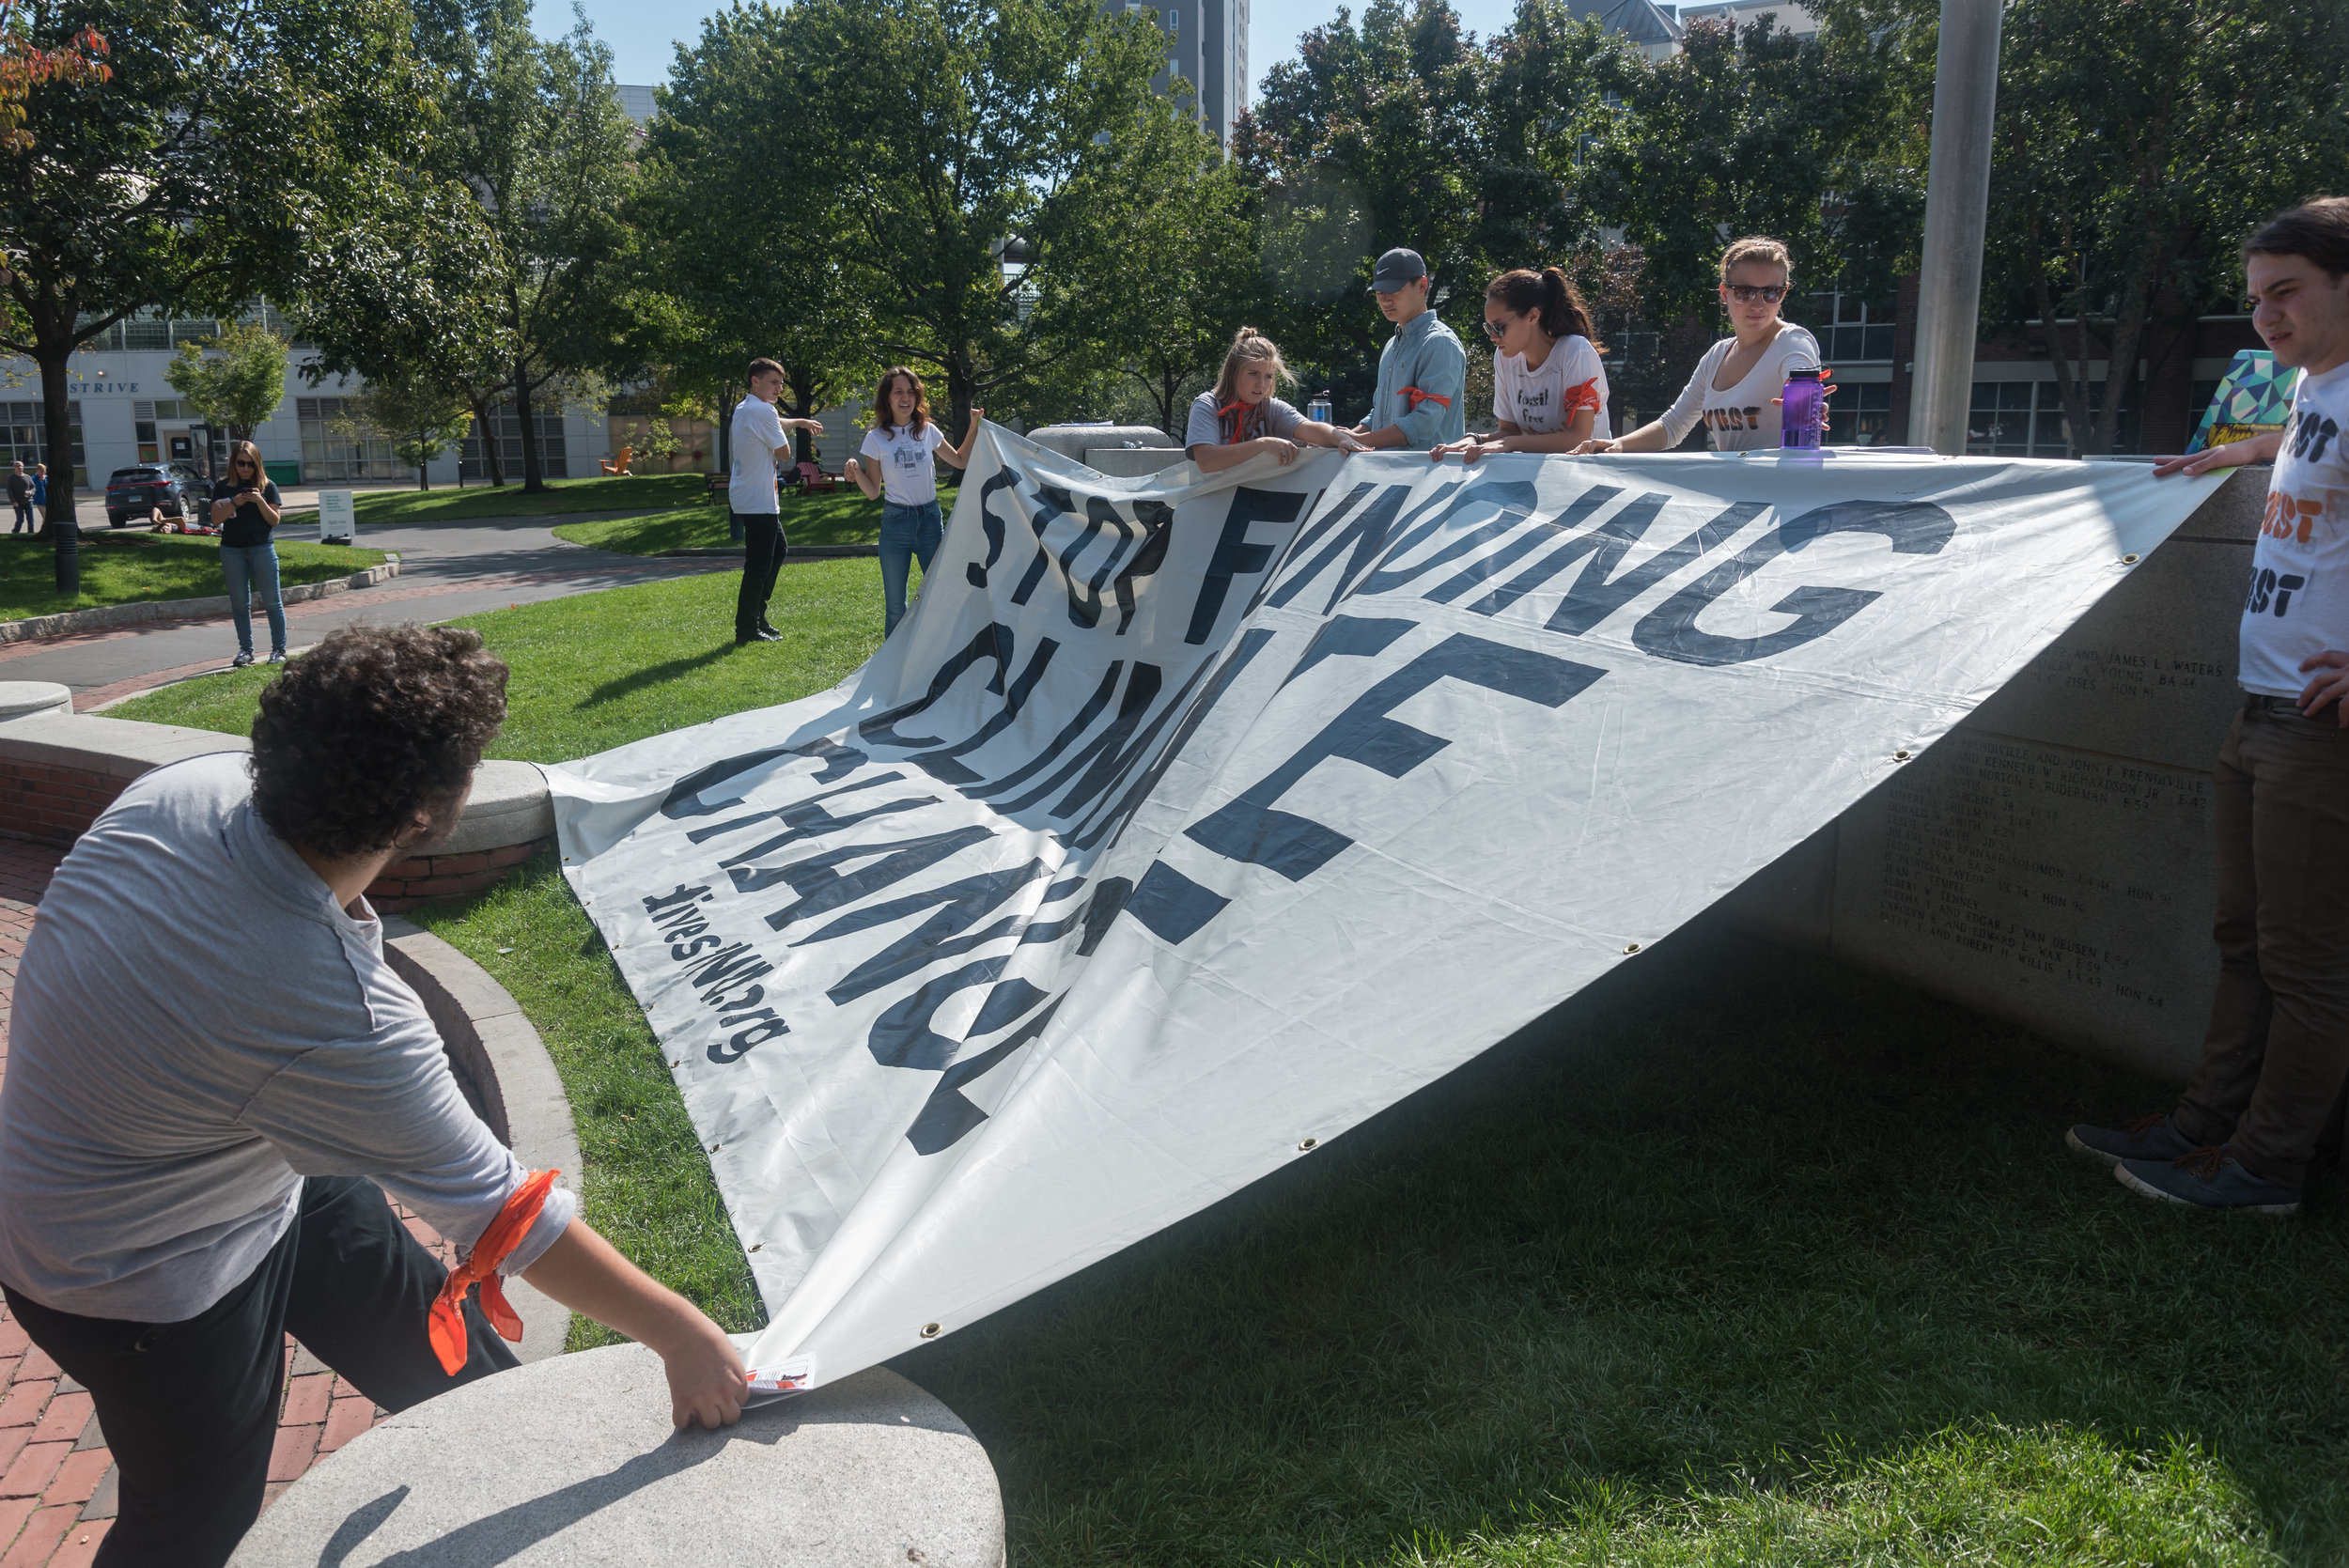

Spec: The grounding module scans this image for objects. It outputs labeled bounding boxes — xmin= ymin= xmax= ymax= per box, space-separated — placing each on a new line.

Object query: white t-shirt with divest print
xmin=2241 ymin=357 xmax=2349 ymax=697
xmin=1493 ymin=335 xmax=1611 ymax=442
xmin=861 ymin=422 xmax=948 ymax=507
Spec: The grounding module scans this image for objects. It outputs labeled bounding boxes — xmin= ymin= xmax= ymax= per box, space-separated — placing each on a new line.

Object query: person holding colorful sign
xmin=2077 ymin=196 xmax=2349 ymax=1215
xmin=1346 ymin=247 xmax=1467 ymax=452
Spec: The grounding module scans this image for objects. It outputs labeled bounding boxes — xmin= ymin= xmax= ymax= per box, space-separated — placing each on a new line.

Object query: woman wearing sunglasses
xmin=1433 ymin=266 xmax=1610 ymax=463
xmin=208 ymin=440 xmax=287 ymax=667
xmin=1574 ymin=236 xmax=1824 ymax=454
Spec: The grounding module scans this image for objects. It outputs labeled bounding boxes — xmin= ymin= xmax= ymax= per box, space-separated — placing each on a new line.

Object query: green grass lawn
xmin=106 ymin=558 xmax=893 ymax=757
xmin=111 ymin=565 xmax=2348 ymax=1564
xmin=0 ymin=534 xmax=389 ymax=622
xmin=550 ymin=487 xmax=889 ymax=554
xmin=351 ymin=472 xmax=711 ymax=524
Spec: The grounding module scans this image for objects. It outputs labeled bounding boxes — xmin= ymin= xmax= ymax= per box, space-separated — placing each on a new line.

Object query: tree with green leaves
xmin=775 ymin=0 xmax=1169 ymax=435
xmin=1043 ymin=85 xmax=1259 ymax=437
xmin=331 ymin=375 xmax=475 ymax=490
xmin=163 ymin=318 xmax=288 ymax=443
xmin=1579 ymin=11 xmax=1920 ymax=330
xmin=633 ymin=1 xmax=873 ymax=474
xmin=1240 ymin=0 xmax=1482 ymax=419
xmin=1982 ymin=0 xmax=2349 ymax=454
xmin=0 ymin=0 xmax=455 ymax=539
xmin=428 ymin=1 xmax=638 ymax=491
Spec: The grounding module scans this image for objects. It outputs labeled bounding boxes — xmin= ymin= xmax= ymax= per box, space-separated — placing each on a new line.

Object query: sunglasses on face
xmin=1724 ymin=283 xmax=1788 ymax=304
xmin=1481 ymin=318 xmax=1517 ymax=341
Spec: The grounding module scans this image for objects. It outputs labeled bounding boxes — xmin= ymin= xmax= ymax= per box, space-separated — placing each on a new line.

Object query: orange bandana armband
xmin=1398 ymin=386 xmax=1453 ymax=414
xmin=427 ymin=1168 xmax=559 ymax=1375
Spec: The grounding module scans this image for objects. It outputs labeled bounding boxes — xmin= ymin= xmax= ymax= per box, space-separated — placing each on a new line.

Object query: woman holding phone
xmin=1184 ymin=326 xmax=1365 ymax=474
xmin=1574 ymin=237 xmax=1826 ymax=454
xmin=210 ymin=441 xmax=286 ymax=667
xmin=844 ymin=366 xmax=982 ymax=636
xmin=1434 ymin=267 xmax=1610 ymax=463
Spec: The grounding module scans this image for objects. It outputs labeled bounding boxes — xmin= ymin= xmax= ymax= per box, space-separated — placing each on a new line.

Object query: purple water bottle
xmin=1781 ymin=367 xmax=1824 ymax=450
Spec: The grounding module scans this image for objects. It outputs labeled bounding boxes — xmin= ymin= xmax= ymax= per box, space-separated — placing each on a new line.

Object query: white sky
xmin=538 ymin=0 xmax=1531 ymax=97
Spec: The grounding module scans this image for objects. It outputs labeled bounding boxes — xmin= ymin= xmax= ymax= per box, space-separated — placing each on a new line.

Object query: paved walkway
xmin=1 ymin=516 xmax=723 ymax=709
xmin=0 ymin=842 xmax=454 ymax=1565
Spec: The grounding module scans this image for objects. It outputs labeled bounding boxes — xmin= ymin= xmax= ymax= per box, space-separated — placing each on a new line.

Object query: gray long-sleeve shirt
xmin=0 ymin=753 xmax=575 ymax=1322
xmin=1366 ymin=309 xmax=1468 ymax=449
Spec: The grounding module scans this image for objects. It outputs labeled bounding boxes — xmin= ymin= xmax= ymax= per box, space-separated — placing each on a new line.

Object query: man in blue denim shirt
xmin=1348 ymin=248 xmax=1467 ymax=452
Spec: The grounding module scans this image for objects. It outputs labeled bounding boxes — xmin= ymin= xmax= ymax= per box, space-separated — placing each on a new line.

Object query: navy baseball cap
xmin=1368 ymin=248 xmax=1427 ymax=292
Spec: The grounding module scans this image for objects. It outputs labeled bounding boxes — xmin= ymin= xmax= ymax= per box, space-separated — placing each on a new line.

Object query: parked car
xmin=104 ymin=462 xmax=208 ymax=528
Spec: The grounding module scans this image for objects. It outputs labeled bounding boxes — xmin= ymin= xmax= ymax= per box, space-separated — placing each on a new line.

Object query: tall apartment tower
xmin=1117 ymin=0 xmax=1249 ymax=147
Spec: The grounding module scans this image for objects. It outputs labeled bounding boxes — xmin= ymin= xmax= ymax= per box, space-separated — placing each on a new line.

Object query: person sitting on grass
xmin=1433 ymin=267 xmax=1612 ymax=464
xmin=0 ymin=625 xmax=749 ymax=1568
xmin=2072 ymin=195 xmax=2349 ymax=1217
xmin=1184 ymin=326 xmax=1368 ymax=474
xmin=843 ymin=366 xmax=983 ymax=637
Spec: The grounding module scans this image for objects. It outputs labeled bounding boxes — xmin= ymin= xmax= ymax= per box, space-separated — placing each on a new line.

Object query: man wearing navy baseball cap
xmin=1346 ymin=247 xmax=1467 ymax=452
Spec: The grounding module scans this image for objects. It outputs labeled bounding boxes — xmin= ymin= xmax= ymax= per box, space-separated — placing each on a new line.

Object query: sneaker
xmin=736 ymin=628 xmax=782 ymax=644
xmin=758 ymin=620 xmax=780 ymax=637
xmin=268 ymin=649 xmax=288 ymax=662
xmin=232 ymin=651 xmax=255 ymax=668
xmin=2115 ymin=1146 xmax=2302 ymax=1216
xmin=2066 ymin=1112 xmax=2194 ymax=1169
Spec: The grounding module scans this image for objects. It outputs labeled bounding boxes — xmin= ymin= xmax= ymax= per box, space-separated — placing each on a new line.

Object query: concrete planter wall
xmin=0 ymin=688 xmax=553 ymax=911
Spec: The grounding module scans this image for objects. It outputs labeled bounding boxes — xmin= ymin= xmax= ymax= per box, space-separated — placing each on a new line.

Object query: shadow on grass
xmin=575 ymin=644 xmax=742 ymax=710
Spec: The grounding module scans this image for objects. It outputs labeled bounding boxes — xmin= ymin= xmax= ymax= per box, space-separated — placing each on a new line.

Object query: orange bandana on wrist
xmin=427 ymin=1169 xmax=558 ymax=1375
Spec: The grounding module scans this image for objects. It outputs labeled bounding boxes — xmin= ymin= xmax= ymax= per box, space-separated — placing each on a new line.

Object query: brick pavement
xmin=0 ymin=841 xmax=446 ymax=1564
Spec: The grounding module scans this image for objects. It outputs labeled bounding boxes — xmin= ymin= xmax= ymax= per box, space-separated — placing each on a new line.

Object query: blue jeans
xmin=879 ymin=500 xmax=943 ymax=636
xmin=221 ymin=543 xmax=286 ymax=657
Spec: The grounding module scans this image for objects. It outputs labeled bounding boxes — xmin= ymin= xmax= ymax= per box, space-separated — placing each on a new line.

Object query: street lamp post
xmin=1907 ymin=0 xmax=2004 ymax=457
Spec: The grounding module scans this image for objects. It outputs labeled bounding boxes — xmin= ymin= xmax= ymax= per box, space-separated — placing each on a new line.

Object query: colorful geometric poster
xmin=548 ymin=433 xmax=2225 ymax=1390
xmin=2187 ymin=349 xmax=2301 ymax=453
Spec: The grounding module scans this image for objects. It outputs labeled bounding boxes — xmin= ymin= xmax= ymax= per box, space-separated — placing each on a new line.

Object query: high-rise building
xmin=1116 ymin=0 xmax=1249 ymax=148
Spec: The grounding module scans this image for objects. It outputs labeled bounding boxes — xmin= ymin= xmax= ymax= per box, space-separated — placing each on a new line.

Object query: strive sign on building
xmin=549 ymin=433 xmax=2223 ymax=1391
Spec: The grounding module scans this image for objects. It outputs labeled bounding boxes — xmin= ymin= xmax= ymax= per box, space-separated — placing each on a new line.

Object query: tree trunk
xmin=416 ymin=438 xmax=432 ymax=491
xmin=37 ymin=345 xmax=75 ymax=530
xmin=786 ymin=366 xmax=819 ymax=464
xmin=943 ymin=351 xmax=975 ymax=455
xmin=470 ymin=395 xmax=506 ymax=486
xmin=514 ymin=358 xmax=548 ymax=494
xmin=717 ymin=386 xmax=739 ymax=477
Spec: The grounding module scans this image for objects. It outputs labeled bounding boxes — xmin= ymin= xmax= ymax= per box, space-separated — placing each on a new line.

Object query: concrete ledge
xmin=0 ymin=558 xmax=400 ymax=644
xmin=0 ymin=713 xmax=557 ymax=911
xmin=0 ymin=680 xmax=72 ymax=721
xmin=229 ymin=1348 xmax=1004 ymax=1568
xmin=382 ymin=915 xmax=580 ymax=1365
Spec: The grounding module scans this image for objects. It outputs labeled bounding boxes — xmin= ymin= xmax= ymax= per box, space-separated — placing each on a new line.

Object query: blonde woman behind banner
xmin=1185 ymin=327 xmax=1366 ymax=474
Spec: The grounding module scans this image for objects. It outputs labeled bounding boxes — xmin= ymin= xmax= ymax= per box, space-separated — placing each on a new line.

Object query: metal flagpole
xmin=1906 ymin=0 xmax=2004 ymax=456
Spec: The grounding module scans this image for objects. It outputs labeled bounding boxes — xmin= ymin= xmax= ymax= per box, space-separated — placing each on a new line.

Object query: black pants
xmin=734 ymin=511 xmax=785 ymax=640
xmin=3 ymin=1175 xmax=519 ymax=1568
xmin=10 ymin=500 xmax=30 ymax=532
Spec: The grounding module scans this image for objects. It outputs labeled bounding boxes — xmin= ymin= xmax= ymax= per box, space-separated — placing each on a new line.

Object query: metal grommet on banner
xmin=1623 ymin=942 xmax=1641 ymax=955
xmin=708 ymin=1141 xmax=722 ymax=1153
xmin=1298 ymin=1138 xmax=1318 ymax=1152
xmin=2121 ymin=553 xmax=2140 ymax=565
xmin=750 ymin=1243 xmax=762 ymax=1251
xmin=921 ymin=1322 xmax=942 ymax=1338
xmin=1894 ymin=750 xmax=1912 ymax=762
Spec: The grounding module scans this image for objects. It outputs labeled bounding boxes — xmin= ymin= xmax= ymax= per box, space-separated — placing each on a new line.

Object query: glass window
xmin=123 ymin=313 xmax=169 ymax=351
xmin=297 ymin=396 xmax=405 ymax=480
xmin=169 ymin=318 xmax=219 ymax=347
xmin=0 ymin=399 xmax=85 ymax=485
xmin=458 ymin=401 xmax=569 ymax=482
xmin=1824 ymin=381 xmax=1891 ymax=446
xmin=1169 ymin=7 xmax=1179 ymax=27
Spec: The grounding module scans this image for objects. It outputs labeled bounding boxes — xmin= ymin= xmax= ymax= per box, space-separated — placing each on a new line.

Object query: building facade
xmin=1108 ymin=1 xmax=1248 ymax=147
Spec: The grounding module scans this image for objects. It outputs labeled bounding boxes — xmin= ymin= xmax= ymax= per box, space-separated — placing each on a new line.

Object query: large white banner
xmin=550 ymin=431 xmax=2222 ymax=1388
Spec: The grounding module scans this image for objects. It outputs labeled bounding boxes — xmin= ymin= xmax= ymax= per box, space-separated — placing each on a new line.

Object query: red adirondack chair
xmin=796 ymin=460 xmax=836 ymax=495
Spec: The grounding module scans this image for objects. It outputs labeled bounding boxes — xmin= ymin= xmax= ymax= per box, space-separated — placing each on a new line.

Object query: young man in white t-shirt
xmin=2071 ymin=197 xmax=2349 ymax=1215
xmin=728 ymin=356 xmax=826 ymax=644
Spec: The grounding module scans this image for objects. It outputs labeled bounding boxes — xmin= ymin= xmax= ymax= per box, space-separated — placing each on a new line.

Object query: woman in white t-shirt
xmin=1184 ymin=326 xmax=1366 ymax=474
xmin=1575 ymin=236 xmax=1828 ymax=454
xmin=845 ymin=365 xmax=984 ymax=635
xmin=1433 ymin=267 xmax=1610 ymax=463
